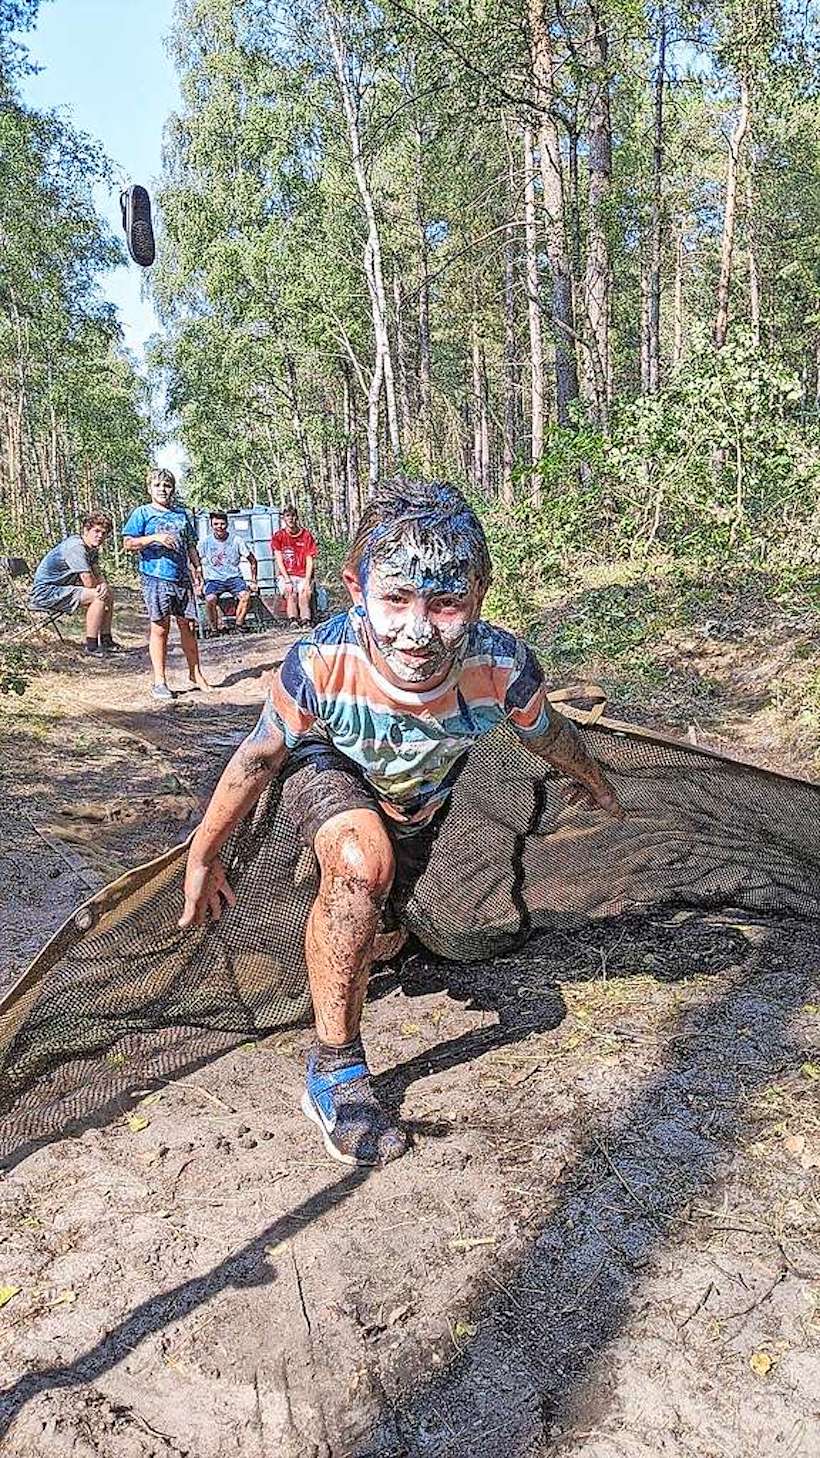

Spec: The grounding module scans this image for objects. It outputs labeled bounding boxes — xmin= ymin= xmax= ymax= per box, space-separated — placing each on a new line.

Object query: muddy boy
xmin=180 ymin=478 xmax=620 ymax=1166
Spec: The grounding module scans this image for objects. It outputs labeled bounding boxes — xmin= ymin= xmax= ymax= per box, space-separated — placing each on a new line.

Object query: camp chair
xmin=0 ymin=557 xmax=66 ymax=644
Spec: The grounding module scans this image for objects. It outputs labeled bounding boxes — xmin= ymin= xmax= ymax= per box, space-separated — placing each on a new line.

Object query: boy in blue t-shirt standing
xmin=122 ymin=468 xmax=212 ymax=701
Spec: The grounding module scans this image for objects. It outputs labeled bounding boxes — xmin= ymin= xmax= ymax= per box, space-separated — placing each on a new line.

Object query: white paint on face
xmin=361 ymin=558 xmax=480 ymax=685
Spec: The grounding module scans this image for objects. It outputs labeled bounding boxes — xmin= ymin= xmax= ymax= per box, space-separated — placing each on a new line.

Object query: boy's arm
xmin=186 ymin=536 xmax=204 ymax=589
xmin=79 ymin=569 xmax=108 ymax=597
xmin=523 ymin=710 xmax=622 ymax=817
xmin=179 ymin=707 xmax=288 ymax=927
xmin=124 ymin=532 xmax=178 ymax=550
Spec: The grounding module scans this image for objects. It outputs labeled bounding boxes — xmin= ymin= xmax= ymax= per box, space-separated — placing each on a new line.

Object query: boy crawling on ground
xmin=179 ymin=479 xmax=621 ymax=1166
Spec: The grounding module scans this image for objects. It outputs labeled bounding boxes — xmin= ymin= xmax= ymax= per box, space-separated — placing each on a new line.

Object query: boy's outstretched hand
xmin=565 ymin=776 xmax=623 ymax=818
xmin=179 ymin=854 xmax=237 ymax=928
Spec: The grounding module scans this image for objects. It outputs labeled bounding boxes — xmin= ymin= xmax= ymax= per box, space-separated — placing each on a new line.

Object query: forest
xmin=1 ymin=0 xmax=820 ymax=601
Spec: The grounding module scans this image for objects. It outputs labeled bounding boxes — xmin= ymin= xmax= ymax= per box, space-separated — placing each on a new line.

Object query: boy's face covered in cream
xmin=351 ymin=527 xmax=483 ymax=685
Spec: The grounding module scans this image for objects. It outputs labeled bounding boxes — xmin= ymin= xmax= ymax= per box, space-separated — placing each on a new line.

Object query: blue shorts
xmin=204 ymin=575 xmax=248 ymax=600
xmin=140 ymin=575 xmax=197 ymax=623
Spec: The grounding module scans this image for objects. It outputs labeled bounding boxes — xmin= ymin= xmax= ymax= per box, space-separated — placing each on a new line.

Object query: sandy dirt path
xmin=0 ymin=604 xmax=818 ymax=1457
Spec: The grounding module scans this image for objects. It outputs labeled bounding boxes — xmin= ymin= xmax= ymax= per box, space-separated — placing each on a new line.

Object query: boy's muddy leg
xmin=302 ymin=809 xmax=409 ymax=1165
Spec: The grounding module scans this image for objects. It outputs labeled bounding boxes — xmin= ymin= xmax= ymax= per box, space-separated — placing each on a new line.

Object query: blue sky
xmin=20 ymin=0 xmax=179 ymax=366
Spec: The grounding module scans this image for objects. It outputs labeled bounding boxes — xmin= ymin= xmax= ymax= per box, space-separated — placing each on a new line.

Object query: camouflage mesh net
xmin=2 ymin=712 xmax=819 ymax=1161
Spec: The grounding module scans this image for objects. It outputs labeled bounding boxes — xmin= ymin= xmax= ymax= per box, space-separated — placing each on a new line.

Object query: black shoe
xmin=99 ymin=639 xmax=121 ymax=654
xmin=120 ymin=184 xmax=155 ymax=267
xmin=84 ymin=639 xmax=99 ymax=656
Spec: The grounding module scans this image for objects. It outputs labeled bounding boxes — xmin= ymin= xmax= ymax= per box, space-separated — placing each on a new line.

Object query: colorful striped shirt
xmin=264 ymin=610 xmax=552 ymax=832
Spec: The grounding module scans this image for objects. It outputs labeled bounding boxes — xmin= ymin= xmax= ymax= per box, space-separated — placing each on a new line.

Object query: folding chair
xmin=0 ymin=557 xmax=66 ymax=643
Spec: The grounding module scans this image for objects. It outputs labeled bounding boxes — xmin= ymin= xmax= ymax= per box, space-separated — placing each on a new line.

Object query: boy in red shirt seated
xmin=271 ymin=505 xmax=317 ymax=624
xmin=181 ymin=479 xmax=621 ymax=1166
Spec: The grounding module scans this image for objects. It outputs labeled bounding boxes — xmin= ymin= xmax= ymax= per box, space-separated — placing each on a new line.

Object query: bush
xmin=481 ymin=333 xmax=820 ymax=630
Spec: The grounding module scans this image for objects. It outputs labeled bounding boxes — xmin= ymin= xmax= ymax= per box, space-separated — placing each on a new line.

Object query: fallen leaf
xmin=750 ymin=1351 xmax=774 ymax=1377
xmin=50 ymin=1289 xmax=76 ymax=1308
xmin=139 ymin=1092 xmax=162 ymax=1107
xmin=0 ymin=1285 xmax=21 ymax=1309
xmin=400 ymin=1022 xmax=421 ymax=1036
xmin=803 ymin=1004 xmax=820 ymax=1015
xmin=784 ymin=1134 xmax=806 ymax=1157
xmin=125 ymin=1114 xmax=150 ymax=1133
xmin=801 ymin=1062 xmax=820 ymax=1081
xmin=453 ymin=1320 xmax=477 ymax=1341
xmin=105 ymin=1052 xmax=125 ymax=1068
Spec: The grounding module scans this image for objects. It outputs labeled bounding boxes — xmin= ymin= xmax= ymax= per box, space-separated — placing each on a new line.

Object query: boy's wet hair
xmin=148 ymin=467 xmax=176 ymax=491
xmin=345 ymin=477 xmax=491 ymax=589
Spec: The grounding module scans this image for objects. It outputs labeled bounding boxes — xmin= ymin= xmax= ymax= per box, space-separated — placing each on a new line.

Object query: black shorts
xmin=280 ymin=740 xmax=448 ymax=919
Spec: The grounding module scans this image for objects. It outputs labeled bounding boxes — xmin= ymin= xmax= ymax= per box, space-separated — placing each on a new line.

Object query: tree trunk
xmin=640 ymin=252 xmax=651 ymax=393
xmin=284 ymin=350 xmax=316 ymax=512
xmin=415 ymin=123 xmax=433 ymax=474
xmin=567 ymin=99 xmax=582 ymax=306
xmin=648 ymin=6 xmax=666 ymax=393
xmin=342 ymin=362 xmax=362 ymax=529
xmin=366 ymin=349 xmax=384 ymax=491
xmin=326 ymin=8 xmax=401 ymax=464
xmin=393 ymin=268 xmax=413 ymax=448
xmin=528 ymin=0 xmax=579 ymax=426
xmin=672 ymin=221 xmax=684 ymax=367
xmin=714 ymin=77 xmax=751 ymax=349
xmin=746 ymin=165 xmax=761 ymax=347
xmin=502 ymin=124 xmax=521 ymax=503
xmin=470 ymin=327 xmax=491 ymax=497
xmin=581 ymin=0 xmax=613 ymax=422
xmin=523 ymin=123 xmax=545 ymax=499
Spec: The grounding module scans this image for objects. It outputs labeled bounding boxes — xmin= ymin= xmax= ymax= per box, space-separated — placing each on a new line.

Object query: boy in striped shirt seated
xmin=179 ymin=479 xmax=620 ymax=1166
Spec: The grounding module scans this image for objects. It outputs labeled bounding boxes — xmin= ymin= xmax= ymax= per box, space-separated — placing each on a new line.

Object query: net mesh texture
xmin=2 ymin=713 xmax=820 ymax=1161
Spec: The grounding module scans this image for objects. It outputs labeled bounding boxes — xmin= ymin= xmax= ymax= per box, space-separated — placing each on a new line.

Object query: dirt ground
xmin=0 ymin=589 xmax=819 ymax=1457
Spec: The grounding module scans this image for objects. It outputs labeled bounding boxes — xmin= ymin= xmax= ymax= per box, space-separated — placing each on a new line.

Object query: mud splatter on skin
xmin=345 ymin=482 xmax=493 ymax=684
xmin=307 ymin=820 xmax=395 ymax=1044
xmin=354 ymin=538 xmax=484 ymax=684
xmin=359 ymin=561 xmax=480 ymax=684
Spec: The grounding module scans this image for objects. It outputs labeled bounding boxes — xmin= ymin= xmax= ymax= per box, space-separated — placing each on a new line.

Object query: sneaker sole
xmin=300 ymin=1090 xmax=376 ymax=1167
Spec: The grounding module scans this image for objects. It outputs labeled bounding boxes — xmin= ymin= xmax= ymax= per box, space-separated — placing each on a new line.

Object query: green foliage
xmin=0 ymin=53 xmax=154 ymax=563
xmin=0 ymin=643 xmax=36 ymax=695
xmin=483 ymin=332 xmax=820 ymax=632
xmin=604 ymin=332 xmax=819 ymax=563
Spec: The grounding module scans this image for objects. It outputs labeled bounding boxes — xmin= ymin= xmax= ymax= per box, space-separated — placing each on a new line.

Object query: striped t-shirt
xmin=264 ymin=610 xmax=552 ymax=832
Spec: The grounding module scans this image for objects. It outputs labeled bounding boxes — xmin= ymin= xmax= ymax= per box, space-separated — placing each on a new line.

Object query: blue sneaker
xmin=302 ymin=1048 xmax=409 ymax=1167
